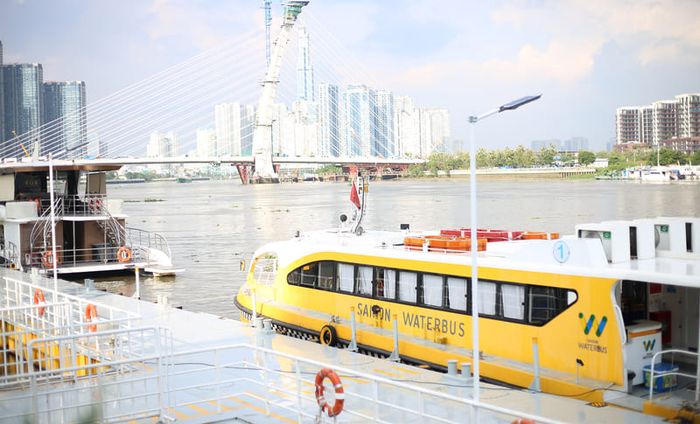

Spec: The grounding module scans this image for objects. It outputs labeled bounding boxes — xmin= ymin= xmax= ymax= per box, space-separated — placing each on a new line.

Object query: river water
xmin=91 ymin=178 xmax=699 ymax=319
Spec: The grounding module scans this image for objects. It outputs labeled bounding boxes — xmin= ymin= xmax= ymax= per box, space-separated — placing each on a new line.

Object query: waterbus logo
xmin=643 ymin=339 xmax=656 ymax=351
xmin=579 ymin=313 xmax=607 ymax=337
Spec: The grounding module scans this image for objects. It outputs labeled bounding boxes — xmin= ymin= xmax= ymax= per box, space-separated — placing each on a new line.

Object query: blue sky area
xmin=1 ymin=0 xmax=699 ymax=151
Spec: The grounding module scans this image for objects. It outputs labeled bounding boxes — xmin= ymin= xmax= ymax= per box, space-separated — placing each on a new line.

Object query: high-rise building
xmin=652 ymin=100 xmax=677 ymax=145
xmin=296 ymin=25 xmax=314 ymax=101
xmin=615 ymin=107 xmax=641 ymax=144
xmin=215 ymin=102 xmax=255 ymax=156
xmin=676 ymin=93 xmax=700 ymax=138
xmin=42 ymin=81 xmax=87 ymax=157
xmin=343 ymin=85 xmax=375 ymax=157
xmin=394 ymin=96 xmax=419 ymax=157
xmin=374 ymin=90 xmax=394 ymax=157
xmin=317 ymin=83 xmax=340 ymax=157
xmin=195 ymin=128 xmax=217 ymax=157
xmin=419 ymin=108 xmax=450 ymax=156
xmin=146 ymin=131 xmax=178 ymax=174
xmin=2 ymin=63 xmax=43 ymax=155
xmin=240 ymin=104 xmax=256 ymax=156
xmin=615 ymin=93 xmax=700 ymax=147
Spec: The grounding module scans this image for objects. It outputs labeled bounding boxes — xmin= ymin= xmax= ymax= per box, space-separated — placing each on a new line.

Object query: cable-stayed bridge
xmin=1 ymin=1 xmax=434 ymax=184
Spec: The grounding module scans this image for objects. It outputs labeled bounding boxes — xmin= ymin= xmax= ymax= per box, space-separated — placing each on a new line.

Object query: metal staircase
xmin=28 ymin=197 xmax=63 ymax=267
xmin=85 ymin=195 xmax=128 ymax=249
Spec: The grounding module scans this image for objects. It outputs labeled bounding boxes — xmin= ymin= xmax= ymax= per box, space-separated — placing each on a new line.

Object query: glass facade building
xmin=2 ymin=63 xmax=43 ymax=155
xmin=43 ymin=81 xmax=87 ymax=157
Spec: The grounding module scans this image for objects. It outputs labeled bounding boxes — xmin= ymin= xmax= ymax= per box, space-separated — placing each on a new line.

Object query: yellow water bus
xmin=235 ymin=216 xmax=700 ymax=420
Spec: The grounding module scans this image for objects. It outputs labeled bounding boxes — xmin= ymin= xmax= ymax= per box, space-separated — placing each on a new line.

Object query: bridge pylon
xmin=251 ymin=1 xmax=309 ymax=183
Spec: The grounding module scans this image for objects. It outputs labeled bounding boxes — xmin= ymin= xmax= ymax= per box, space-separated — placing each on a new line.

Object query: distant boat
xmin=176 ymin=177 xmax=193 ymax=183
xmin=641 ymin=167 xmax=671 ymax=182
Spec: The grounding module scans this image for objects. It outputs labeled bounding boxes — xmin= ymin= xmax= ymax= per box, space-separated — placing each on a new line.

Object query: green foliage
xmin=578 ymin=151 xmax=596 ymax=165
xmin=646 ymin=148 xmax=686 ymax=166
xmin=316 ymin=165 xmax=342 ymax=175
xmin=535 ymin=145 xmax=557 ymax=166
xmin=691 ymin=150 xmax=700 ymax=165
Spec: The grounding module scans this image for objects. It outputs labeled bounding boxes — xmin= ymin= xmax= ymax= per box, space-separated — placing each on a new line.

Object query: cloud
xmin=492 ymin=0 xmax=700 ymax=67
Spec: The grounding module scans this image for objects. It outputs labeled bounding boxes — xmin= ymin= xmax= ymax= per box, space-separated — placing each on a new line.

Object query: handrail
xmin=648 ymin=349 xmax=699 ymax=402
xmin=126 ymin=227 xmax=172 ymax=258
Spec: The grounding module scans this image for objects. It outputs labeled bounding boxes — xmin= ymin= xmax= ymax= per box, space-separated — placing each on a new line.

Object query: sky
xmin=1 ymin=0 xmax=699 ymax=152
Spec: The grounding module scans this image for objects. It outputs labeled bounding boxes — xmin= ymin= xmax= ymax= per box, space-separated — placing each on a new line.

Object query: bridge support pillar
xmin=236 ymin=165 xmax=252 ymax=185
xmin=347 ymin=164 xmax=359 ymax=181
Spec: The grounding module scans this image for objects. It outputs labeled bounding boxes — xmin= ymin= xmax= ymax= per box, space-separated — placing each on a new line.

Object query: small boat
xmin=176 ymin=177 xmax=192 ymax=183
xmin=0 ymin=159 xmax=178 ymax=276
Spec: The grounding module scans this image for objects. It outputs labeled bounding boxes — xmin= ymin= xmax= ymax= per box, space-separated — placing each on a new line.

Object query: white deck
xmin=0 ymin=269 xmax=663 ymax=423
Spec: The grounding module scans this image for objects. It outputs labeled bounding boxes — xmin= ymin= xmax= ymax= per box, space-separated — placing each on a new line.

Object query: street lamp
xmin=467 ymin=94 xmax=541 ymax=402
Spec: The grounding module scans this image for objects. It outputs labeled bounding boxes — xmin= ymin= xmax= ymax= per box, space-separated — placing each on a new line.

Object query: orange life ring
xmin=315 ymin=368 xmax=344 ymax=418
xmin=42 ymin=250 xmax=61 ymax=268
xmin=85 ymin=304 xmax=98 ymax=332
xmin=33 ymin=288 xmax=46 ymax=317
xmin=117 ymin=246 xmax=132 ymax=263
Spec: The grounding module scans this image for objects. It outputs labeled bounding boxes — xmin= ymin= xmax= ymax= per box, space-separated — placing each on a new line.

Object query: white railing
xmin=0 ymin=326 xmax=171 ymax=424
xmin=163 ymin=343 xmax=561 ymax=424
xmin=0 ymin=275 xmax=142 ymax=386
xmin=648 ymin=349 xmax=699 ymax=402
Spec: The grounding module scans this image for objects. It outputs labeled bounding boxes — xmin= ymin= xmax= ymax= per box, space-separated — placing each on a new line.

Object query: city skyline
xmin=2 ymin=1 xmax=698 ymax=152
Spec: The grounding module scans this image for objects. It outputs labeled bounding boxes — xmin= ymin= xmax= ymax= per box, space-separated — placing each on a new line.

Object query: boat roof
xmin=256 ymin=226 xmax=700 ymax=288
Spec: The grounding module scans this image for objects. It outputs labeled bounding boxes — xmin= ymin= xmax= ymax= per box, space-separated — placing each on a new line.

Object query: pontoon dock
xmin=0 ymin=269 xmax=660 ymax=423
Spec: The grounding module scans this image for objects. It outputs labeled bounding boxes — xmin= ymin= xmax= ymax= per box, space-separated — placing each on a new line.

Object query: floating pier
xmin=0 ymin=269 xmax=661 ymax=423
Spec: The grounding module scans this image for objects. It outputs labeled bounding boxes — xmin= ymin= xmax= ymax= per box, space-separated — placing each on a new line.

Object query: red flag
xmin=350 ymin=181 xmax=361 ymax=209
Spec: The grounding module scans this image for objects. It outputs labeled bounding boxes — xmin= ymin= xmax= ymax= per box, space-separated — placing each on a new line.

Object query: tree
xmin=578 ymin=151 xmax=596 ymax=166
xmin=691 ymin=150 xmax=700 ymax=165
xmin=647 ymin=148 xmax=686 ymax=166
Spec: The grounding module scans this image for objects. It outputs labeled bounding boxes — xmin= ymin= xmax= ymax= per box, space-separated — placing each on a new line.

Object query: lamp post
xmin=468 ymin=94 xmax=541 ymax=402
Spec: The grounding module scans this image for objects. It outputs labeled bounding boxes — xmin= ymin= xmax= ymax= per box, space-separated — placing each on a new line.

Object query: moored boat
xmin=0 ymin=159 xmax=179 ymax=276
xmin=235 ymin=179 xmax=700 ymax=421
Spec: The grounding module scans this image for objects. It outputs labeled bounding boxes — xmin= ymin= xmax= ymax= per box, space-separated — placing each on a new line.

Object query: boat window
xmin=338 ymin=263 xmax=354 ymax=292
xmin=253 ymin=253 xmax=278 ymax=286
xmin=502 ymin=284 xmax=525 ymax=320
xmin=398 ymin=271 xmax=417 ymax=303
xmin=446 ymin=277 xmax=467 ymax=311
xmin=383 ymin=269 xmax=397 ymax=300
xmin=356 ymin=266 xmax=373 ymax=296
xmin=318 ymin=261 xmax=336 ymax=291
xmin=300 ymin=262 xmax=318 ymax=287
xmin=287 ymin=268 xmax=300 ymax=285
xmin=422 ymin=274 xmax=443 ymax=307
xmin=479 ymin=282 xmax=498 ymax=315
xmin=528 ymin=286 xmax=572 ymax=324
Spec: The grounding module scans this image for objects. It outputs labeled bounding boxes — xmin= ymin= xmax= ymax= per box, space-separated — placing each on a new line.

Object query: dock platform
xmin=0 ymin=269 xmax=661 ymax=423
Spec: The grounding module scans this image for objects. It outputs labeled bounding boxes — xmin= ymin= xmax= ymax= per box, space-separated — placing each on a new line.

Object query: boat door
xmin=617 ymin=280 xmax=699 ymax=389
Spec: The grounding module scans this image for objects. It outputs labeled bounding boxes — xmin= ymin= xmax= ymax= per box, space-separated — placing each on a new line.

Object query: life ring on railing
xmin=117 ymin=246 xmax=132 ymax=263
xmin=85 ymin=304 xmax=98 ymax=332
xmin=315 ymin=368 xmax=345 ymax=418
xmin=33 ymin=288 xmax=46 ymax=317
xmin=42 ymin=250 xmax=61 ymax=268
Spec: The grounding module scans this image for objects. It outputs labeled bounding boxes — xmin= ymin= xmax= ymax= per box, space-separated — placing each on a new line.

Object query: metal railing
xmin=1 ymin=274 xmax=141 ymax=385
xmin=0 ymin=241 xmax=20 ymax=270
xmin=164 ymin=343 xmax=561 ymax=424
xmin=0 ymin=326 xmax=171 ymax=424
xmin=126 ymin=227 xmax=172 ymax=259
xmin=39 ymin=194 xmax=107 ymax=217
xmin=25 ymin=246 xmax=139 ymax=269
xmin=648 ymin=349 xmax=699 ymax=402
